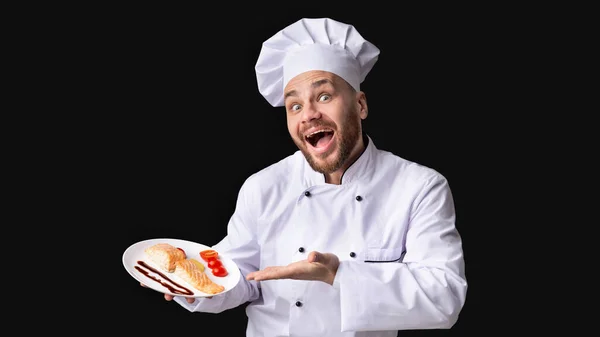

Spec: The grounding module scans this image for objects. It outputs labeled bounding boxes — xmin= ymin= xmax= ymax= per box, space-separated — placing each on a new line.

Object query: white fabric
xmin=174 ymin=136 xmax=468 ymax=336
xmin=255 ymin=18 xmax=380 ymax=107
xmin=283 ymin=43 xmax=360 ymax=95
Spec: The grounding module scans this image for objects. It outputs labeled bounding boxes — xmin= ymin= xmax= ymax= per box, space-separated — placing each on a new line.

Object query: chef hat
xmin=255 ymin=17 xmax=380 ymax=107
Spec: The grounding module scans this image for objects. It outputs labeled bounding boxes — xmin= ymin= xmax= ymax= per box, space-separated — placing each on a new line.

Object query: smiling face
xmin=284 ymin=70 xmax=368 ymax=181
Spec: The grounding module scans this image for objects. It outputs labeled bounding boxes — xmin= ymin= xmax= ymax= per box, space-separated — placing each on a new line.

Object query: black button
xmin=298 ymin=247 xmax=305 ymax=253
xmin=350 ymin=252 xmax=356 ymax=258
xmin=295 ymin=301 xmax=302 ymax=307
xmin=355 ymin=196 xmax=362 ymax=201
xmin=305 ymin=191 xmax=311 ymax=197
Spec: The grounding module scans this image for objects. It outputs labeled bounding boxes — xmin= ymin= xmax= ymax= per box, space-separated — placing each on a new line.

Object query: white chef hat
xmin=255 ymin=17 xmax=380 ymax=107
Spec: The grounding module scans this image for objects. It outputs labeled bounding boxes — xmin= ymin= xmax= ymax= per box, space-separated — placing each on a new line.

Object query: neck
xmin=324 ymin=134 xmax=367 ymax=185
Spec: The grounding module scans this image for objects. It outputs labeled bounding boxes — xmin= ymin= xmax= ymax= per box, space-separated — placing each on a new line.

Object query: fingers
xmin=142 ymin=283 xmax=204 ymax=303
xmin=246 ymin=267 xmax=268 ymax=280
xmin=247 ymin=266 xmax=282 ymax=281
xmin=246 ymin=268 xmax=268 ymax=280
xmin=165 ymin=294 xmax=200 ymax=304
xmin=142 ymin=282 xmax=202 ymax=303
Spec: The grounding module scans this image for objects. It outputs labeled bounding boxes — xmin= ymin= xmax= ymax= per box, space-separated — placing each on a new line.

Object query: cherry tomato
xmin=207 ymin=259 xmax=222 ymax=269
xmin=212 ymin=266 xmax=228 ymax=277
xmin=200 ymin=249 xmax=219 ymax=262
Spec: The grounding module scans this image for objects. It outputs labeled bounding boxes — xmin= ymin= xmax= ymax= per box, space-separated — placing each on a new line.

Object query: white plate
xmin=122 ymin=238 xmax=240 ymax=298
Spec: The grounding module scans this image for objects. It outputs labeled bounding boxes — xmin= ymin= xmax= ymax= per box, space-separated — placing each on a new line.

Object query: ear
xmin=356 ymin=91 xmax=368 ymax=120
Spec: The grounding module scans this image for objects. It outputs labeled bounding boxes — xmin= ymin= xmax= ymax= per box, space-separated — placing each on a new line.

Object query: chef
xmin=165 ymin=17 xmax=468 ymax=337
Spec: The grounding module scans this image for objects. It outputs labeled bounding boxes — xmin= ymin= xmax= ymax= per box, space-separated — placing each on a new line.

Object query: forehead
xmin=284 ymin=70 xmax=341 ymax=92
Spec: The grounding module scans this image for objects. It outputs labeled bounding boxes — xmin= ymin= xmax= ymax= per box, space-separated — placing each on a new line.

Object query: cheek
xmin=287 ymin=118 xmax=299 ymax=137
xmin=286 ymin=123 xmax=296 ymax=139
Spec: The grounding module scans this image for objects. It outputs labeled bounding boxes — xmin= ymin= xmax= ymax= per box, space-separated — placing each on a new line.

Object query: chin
xmin=305 ymin=148 xmax=343 ymax=174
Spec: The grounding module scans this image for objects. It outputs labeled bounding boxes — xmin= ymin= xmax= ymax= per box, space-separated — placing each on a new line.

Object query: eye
xmin=318 ymin=94 xmax=331 ymax=102
xmin=290 ymin=104 xmax=301 ymax=112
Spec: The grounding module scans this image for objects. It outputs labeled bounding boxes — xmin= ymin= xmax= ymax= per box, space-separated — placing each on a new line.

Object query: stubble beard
xmin=294 ymin=107 xmax=361 ymax=174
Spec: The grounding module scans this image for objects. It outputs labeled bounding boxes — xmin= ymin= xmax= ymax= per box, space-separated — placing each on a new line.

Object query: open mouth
xmin=305 ymin=129 xmax=334 ymax=149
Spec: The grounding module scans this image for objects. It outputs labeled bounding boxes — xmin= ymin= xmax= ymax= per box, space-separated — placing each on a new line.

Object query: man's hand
xmin=140 ymin=283 xmax=199 ymax=303
xmin=246 ymin=251 xmax=339 ymax=285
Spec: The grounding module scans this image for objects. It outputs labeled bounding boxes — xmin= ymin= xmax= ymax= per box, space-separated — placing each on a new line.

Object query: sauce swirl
xmin=135 ymin=260 xmax=194 ymax=296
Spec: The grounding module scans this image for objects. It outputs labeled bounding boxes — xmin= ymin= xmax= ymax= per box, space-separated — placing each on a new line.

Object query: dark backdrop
xmin=81 ymin=6 xmax=521 ymax=336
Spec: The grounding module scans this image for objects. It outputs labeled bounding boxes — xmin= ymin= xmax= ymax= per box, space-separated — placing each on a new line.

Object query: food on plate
xmin=211 ymin=265 xmax=228 ymax=277
xmin=174 ymin=259 xmax=225 ymax=294
xmin=144 ymin=243 xmax=186 ymax=272
xmin=200 ymin=249 xmax=229 ymax=277
xmin=207 ymin=259 xmax=222 ymax=269
xmin=190 ymin=258 xmax=205 ymax=272
xmin=200 ymin=249 xmax=219 ymax=262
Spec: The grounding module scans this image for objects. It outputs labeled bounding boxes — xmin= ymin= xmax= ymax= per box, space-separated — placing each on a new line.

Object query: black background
xmin=67 ymin=4 xmax=542 ymax=336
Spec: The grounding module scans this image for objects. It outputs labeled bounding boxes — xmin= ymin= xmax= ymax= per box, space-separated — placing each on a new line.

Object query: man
xmin=145 ymin=17 xmax=467 ymax=336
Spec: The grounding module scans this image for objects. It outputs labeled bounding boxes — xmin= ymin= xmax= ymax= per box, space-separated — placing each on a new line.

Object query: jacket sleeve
xmin=174 ymin=179 xmax=261 ymax=313
xmin=335 ymin=174 xmax=468 ymax=331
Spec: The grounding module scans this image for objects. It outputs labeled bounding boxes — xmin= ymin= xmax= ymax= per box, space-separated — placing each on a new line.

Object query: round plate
xmin=122 ymin=238 xmax=240 ymax=298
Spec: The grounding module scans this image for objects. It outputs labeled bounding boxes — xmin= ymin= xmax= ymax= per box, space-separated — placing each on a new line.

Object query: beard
xmin=293 ymin=106 xmax=361 ymax=174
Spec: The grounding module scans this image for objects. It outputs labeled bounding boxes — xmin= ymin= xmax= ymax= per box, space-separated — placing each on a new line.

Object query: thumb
xmin=308 ymin=251 xmax=323 ymax=263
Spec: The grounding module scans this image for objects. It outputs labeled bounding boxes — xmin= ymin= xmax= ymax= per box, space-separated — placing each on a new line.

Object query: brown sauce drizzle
xmin=135 ymin=260 xmax=194 ymax=296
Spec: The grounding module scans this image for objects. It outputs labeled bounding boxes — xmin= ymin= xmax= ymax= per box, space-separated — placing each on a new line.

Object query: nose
xmin=301 ymin=102 xmax=321 ymax=123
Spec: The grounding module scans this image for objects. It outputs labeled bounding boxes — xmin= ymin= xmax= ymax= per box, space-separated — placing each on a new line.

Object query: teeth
xmin=306 ymin=129 xmax=332 ymax=137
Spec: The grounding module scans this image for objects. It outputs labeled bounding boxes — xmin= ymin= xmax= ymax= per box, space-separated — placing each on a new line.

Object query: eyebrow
xmin=284 ymin=78 xmax=333 ymax=102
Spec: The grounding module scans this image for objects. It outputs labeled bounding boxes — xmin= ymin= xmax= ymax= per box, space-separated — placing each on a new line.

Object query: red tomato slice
xmin=207 ymin=259 xmax=222 ymax=269
xmin=200 ymin=249 xmax=219 ymax=262
xmin=212 ymin=266 xmax=228 ymax=277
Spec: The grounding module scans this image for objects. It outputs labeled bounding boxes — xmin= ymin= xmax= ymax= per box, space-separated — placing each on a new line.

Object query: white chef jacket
xmin=174 ymin=135 xmax=467 ymax=336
